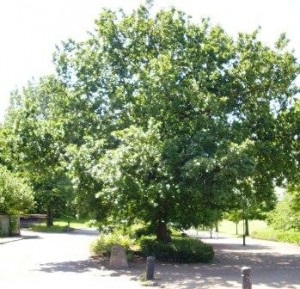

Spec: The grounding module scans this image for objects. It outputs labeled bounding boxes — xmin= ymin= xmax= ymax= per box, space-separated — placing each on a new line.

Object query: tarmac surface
xmin=0 ymin=229 xmax=299 ymax=289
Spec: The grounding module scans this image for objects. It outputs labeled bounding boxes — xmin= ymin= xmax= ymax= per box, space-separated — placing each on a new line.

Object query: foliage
xmin=54 ymin=4 xmax=299 ymax=239
xmin=251 ymin=228 xmax=300 ymax=245
xmin=225 ymin=211 xmax=242 ymax=226
xmin=63 ymin=139 xmax=105 ymax=220
xmin=139 ymin=236 xmax=214 ymax=263
xmin=0 ymin=165 xmax=35 ymax=215
xmin=267 ymin=194 xmax=300 ymax=232
xmin=93 ymin=121 xmax=173 ymax=234
xmin=3 ymin=76 xmax=75 ymax=225
xmin=288 ymin=173 xmax=300 ymax=213
xmin=225 ymin=192 xmax=276 ymax=235
xmin=0 ymin=125 xmax=10 ymax=168
xmin=134 ymin=223 xmax=163 ymax=239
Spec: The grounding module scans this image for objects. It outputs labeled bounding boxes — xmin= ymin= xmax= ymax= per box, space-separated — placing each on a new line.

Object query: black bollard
xmin=243 ymin=234 xmax=246 ymax=246
xmin=241 ymin=266 xmax=252 ymax=289
xmin=146 ymin=256 xmax=155 ymax=280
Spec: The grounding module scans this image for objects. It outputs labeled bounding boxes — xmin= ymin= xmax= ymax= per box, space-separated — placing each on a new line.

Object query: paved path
xmin=0 ymin=229 xmax=299 ymax=289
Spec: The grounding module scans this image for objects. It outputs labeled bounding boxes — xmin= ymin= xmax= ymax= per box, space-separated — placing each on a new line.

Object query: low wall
xmin=20 ymin=214 xmax=47 ymax=228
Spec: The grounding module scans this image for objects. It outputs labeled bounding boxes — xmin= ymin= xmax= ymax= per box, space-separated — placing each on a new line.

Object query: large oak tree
xmin=5 ymin=4 xmax=299 ymax=240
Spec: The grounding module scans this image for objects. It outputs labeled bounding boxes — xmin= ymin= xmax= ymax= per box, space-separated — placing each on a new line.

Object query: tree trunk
xmin=209 ymin=227 xmax=213 ymax=239
xmin=46 ymin=206 xmax=53 ymax=227
xmin=245 ymin=218 xmax=249 ymax=236
xmin=156 ymin=220 xmax=171 ymax=243
xmin=235 ymin=221 xmax=239 ymax=235
xmin=215 ymin=223 xmax=219 ymax=233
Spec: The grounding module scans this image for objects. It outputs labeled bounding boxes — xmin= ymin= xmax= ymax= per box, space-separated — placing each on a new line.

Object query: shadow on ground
xmin=35 ymin=236 xmax=300 ymax=289
xmin=68 ymin=228 xmax=99 ymax=236
xmin=38 ymin=259 xmax=99 ymax=273
xmin=0 ymin=234 xmax=40 ymax=245
xmin=121 ymin=252 xmax=299 ymax=289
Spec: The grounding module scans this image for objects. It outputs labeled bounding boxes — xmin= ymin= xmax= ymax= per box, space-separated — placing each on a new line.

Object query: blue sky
xmin=0 ymin=0 xmax=299 ymax=121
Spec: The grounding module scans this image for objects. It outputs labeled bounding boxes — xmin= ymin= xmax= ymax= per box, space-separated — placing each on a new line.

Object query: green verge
xmin=251 ymin=228 xmax=300 ymax=245
xmin=219 ymin=220 xmax=300 ymax=244
xmin=218 ymin=220 xmax=268 ymax=236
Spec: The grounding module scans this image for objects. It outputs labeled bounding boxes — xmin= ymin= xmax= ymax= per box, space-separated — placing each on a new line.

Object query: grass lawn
xmin=218 ymin=219 xmax=268 ymax=236
xmin=219 ymin=219 xmax=300 ymax=244
xmin=251 ymin=227 xmax=300 ymax=244
xmin=30 ymin=217 xmax=92 ymax=233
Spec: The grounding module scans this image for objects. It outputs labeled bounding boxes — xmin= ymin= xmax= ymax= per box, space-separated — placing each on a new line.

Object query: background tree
xmin=226 ymin=210 xmax=242 ymax=235
xmin=286 ymin=99 xmax=300 ymax=211
xmin=3 ymin=76 xmax=75 ymax=226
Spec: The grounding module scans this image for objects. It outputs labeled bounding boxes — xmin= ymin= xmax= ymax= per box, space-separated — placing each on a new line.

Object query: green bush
xmin=91 ymin=232 xmax=135 ymax=257
xmin=0 ymin=165 xmax=35 ymax=215
xmin=140 ymin=236 xmax=214 ymax=263
xmin=267 ymin=194 xmax=300 ymax=232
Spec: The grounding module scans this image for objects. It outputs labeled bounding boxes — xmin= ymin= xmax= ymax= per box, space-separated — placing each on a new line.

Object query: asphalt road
xmin=0 ymin=229 xmax=142 ymax=289
xmin=0 ymin=229 xmax=299 ymax=289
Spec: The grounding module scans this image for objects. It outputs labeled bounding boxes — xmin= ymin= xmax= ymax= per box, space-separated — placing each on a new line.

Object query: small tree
xmin=226 ymin=211 xmax=242 ymax=235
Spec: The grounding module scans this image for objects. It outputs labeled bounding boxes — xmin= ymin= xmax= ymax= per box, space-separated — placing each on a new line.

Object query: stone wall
xmin=0 ymin=215 xmax=10 ymax=236
xmin=0 ymin=215 xmax=20 ymax=236
xmin=10 ymin=216 xmax=20 ymax=236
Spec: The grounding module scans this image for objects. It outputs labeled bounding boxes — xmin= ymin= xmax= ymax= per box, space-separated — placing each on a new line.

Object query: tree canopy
xmin=3 ymin=4 xmax=299 ymax=239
